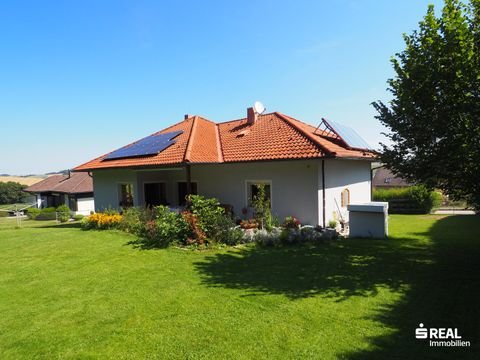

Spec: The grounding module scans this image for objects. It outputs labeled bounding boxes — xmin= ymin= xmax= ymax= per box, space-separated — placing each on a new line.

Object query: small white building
xmin=73 ymin=108 xmax=376 ymax=227
xmin=25 ymin=172 xmax=95 ymax=216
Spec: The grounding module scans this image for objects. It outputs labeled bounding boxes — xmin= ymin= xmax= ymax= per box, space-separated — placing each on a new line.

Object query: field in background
xmin=0 ymin=176 xmax=45 ymax=186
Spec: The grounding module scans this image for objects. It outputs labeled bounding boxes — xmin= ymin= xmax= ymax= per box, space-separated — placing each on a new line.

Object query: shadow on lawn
xmin=195 ymin=216 xmax=480 ymax=358
xmin=37 ymin=222 xmax=82 ymax=229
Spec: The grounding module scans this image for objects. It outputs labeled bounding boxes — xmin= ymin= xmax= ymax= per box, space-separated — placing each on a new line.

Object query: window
xmin=144 ymin=183 xmax=167 ymax=207
xmin=119 ymin=183 xmax=134 ymax=208
xmin=178 ymin=182 xmax=198 ymax=206
xmin=246 ymin=181 xmax=272 ymax=207
xmin=69 ymin=196 xmax=78 ymax=211
xmin=341 ymin=188 xmax=350 ymax=207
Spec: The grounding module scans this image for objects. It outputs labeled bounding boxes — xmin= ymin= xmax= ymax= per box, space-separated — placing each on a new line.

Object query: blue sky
xmin=0 ymin=0 xmax=442 ymax=174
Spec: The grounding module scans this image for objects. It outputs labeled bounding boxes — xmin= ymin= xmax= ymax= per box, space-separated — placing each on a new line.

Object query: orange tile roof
xmin=74 ymin=112 xmax=376 ymax=171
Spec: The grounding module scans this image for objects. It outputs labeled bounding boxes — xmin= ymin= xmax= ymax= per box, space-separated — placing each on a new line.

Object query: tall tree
xmin=373 ymin=0 xmax=480 ymax=210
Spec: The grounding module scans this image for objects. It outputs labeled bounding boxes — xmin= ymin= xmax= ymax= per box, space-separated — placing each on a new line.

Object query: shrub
xmin=283 ymin=216 xmax=301 ymax=229
xmin=187 ymin=195 xmax=225 ymax=235
xmin=181 ymin=211 xmax=206 ymax=245
xmin=138 ymin=206 xmax=190 ymax=247
xmin=56 ymin=204 xmax=71 ymax=222
xmin=254 ymin=228 xmax=283 ymax=246
xmin=81 ymin=212 xmax=123 ymax=230
xmin=36 ymin=207 xmax=57 ymax=220
xmin=26 ymin=207 xmax=41 ymax=219
xmin=210 ymin=214 xmax=244 ymax=245
xmin=119 ymin=207 xmax=143 ymax=234
xmin=73 ymin=214 xmax=84 ymax=221
xmin=0 ymin=211 xmax=9 ymax=218
xmin=328 ymin=220 xmax=337 ymax=229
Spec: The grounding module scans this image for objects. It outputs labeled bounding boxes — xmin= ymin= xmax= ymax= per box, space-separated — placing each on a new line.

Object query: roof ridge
xmin=215 ymin=124 xmax=225 ymax=163
xmin=275 ymin=112 xmax=335 ymax=156
xmin=183 ymin=116 xmax=198 ymax=162
xmin=216 ymin=111 xmax=276 ymax=125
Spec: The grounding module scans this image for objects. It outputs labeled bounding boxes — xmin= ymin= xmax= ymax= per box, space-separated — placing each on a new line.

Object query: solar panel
xmin=104 ymin=130 xmax=183 ymax=160
xmin=324 ymin=119 xmax=371 ymax=150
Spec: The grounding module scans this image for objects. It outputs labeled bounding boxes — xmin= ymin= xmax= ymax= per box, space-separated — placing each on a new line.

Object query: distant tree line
xmin=0 ymin=182 xmax=28 ymax=204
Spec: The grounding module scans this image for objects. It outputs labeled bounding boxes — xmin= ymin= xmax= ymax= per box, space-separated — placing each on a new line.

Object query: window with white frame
xmin=246 ymin=181 xmax=272 ymax=207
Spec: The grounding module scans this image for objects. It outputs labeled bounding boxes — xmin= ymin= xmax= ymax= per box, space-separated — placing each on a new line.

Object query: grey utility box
xmin=348 ymin=202 xmax=389 ymax=239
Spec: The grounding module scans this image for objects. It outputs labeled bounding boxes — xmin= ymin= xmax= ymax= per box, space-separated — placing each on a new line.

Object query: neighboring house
xmin=25 ymin=172 xmax=94 ymax=215
xmin=73 ymin=108 xmax=376 ymax=226
xmin=372 ymin=167 xmax=411 ymax=189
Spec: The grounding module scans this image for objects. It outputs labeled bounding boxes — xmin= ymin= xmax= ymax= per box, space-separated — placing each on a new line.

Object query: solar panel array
xmin=326 ymin=120 xmax=371 ymax=150
xmin=104 ymin=130 xmax=183 ymax=160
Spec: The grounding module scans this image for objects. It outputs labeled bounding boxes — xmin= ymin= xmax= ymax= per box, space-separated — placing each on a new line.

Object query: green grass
xmin=0 ymin=215 xmax=478 ymax=359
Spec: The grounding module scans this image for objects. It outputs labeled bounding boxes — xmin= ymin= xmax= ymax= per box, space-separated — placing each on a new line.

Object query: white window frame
xmin=244 ymin=180 xmax=273 ymax=208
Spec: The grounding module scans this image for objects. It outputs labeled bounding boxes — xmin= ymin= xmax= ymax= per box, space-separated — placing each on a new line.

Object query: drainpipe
xmin=322 ymin=159 xmax=326 ymax=228
xmin=185 ymin=164 xmax=192 ymax=197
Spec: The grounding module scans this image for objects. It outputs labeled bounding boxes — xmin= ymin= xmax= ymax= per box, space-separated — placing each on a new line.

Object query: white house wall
xmin=321 ymin=159 xmax=371 ymax=224
xmin=190 ymin=160 xmax=319 ymax=225
xmin=92 ymin=169 xmax=139 ymax=211
xmin=91 ymin=159 xmax=371 ymax=226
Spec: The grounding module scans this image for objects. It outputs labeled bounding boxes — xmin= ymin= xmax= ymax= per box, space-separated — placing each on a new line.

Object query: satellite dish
xmin=253 ymin=101 xmax=266 ymax=114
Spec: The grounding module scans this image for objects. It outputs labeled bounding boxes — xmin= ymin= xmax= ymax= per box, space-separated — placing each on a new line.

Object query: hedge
xmin=373 ymin=185 xmax=442 ymax=214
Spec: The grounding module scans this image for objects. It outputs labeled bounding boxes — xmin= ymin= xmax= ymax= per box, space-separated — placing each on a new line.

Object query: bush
xmin=56 ymin=204 xmax=71 ymax=222
xmin=0 ymin=211 xmax=9 ymax=218
xmin=138 ymin=206 xmax=190 ymax=247
xmin=119 ymin=207 xmax=143 ymax=234
xmin=187 ymin=195 xmax=225 ymax=235
xmin=210 ymin=214 xmax=244 ymax=245
xmin=26 ymin=207 xmax=41 ymax=220
xmin=81 ymin=212 xmax=123 ymax=230
xmin=373 ymin=185 xmax=442 ymax=214
xmin=254 ymin=228 xmax=283 ymax=246
xmin=36 ymin=207 xmax=57 ymax=220
xmin=73 ymin=214 xmax=84 ymax=221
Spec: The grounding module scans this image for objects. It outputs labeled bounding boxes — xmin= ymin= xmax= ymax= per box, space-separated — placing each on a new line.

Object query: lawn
xmin=0 ymin=215 xmax=478 ymax=359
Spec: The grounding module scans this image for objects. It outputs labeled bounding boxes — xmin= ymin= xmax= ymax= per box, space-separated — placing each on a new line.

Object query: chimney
xmin=184 ymin=114 xmax=192 ymax=120
xmin=247 ymin=107 xmax=257 ymax=125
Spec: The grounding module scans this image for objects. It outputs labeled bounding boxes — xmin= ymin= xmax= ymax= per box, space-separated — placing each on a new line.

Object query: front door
xmin=144 ymin=183 xmax=167 ymax=207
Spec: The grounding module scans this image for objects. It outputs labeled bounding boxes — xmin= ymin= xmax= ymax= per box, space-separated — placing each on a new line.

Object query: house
xmin=25 ymin=172 xmax=94 ymax=215
xmin=372 ymin=167 xmax=411 ymax=189
xmin=73 ymin=108 xmax=376 ymax=226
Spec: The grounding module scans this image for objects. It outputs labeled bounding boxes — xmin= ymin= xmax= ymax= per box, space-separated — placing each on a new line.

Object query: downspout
xmin=322 ymin=159 xmax=326 ymax=228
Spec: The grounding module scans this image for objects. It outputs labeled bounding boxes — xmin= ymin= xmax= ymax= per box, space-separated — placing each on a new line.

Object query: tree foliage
xmin=0 ymin=182 xmax=28 ymax=204
xmin=373 ymin=0 xmax=480 ymax=210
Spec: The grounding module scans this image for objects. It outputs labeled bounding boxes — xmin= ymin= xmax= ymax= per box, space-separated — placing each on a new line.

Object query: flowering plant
xmin=283 ymin=216 xmax=301 ymax=229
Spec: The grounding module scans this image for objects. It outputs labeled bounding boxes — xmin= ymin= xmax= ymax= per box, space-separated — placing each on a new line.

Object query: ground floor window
xmin=144 ymin=182 xmax=167 ymax=207
xmin=178 ymin=182 xmax=198 ymax=206
xmin=69 ymin=196 xmax=78 ymax=211
xmin=246 ymin=181 xmax=272 ymax=207
xmin=119 ymin=183 xmax=134 ymax=208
